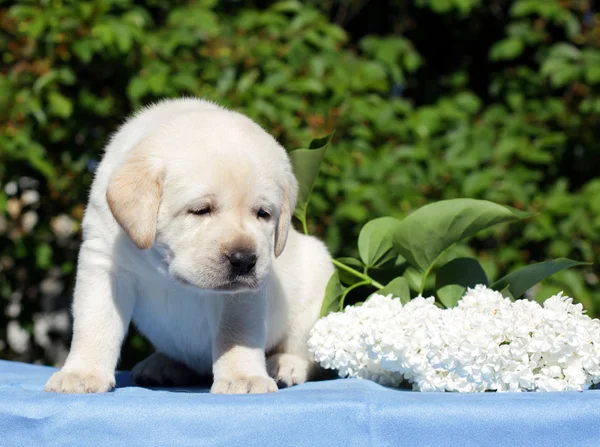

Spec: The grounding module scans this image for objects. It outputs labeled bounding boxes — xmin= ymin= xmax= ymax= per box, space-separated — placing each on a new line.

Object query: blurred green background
xmin=0 ymin=0 xmax=599 ymax=368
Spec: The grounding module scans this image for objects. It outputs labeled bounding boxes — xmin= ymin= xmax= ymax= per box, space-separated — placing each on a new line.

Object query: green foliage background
xmin=0 ymin=0 xmax=599 ymax=368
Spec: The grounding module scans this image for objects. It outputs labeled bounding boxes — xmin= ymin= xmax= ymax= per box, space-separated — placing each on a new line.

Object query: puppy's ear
xmin=106 ymin=147 xmax=163 ymax=250
xmin=274 ymin=172 xmax=298 ymax=257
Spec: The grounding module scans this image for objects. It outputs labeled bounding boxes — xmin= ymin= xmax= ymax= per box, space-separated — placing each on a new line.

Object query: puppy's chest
xmin=131 ymin=282 xmax=215 ymax=371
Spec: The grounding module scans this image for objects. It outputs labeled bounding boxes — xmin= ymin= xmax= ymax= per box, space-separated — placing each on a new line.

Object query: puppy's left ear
xmin=274 ymin=172 xmax=298 ymax=257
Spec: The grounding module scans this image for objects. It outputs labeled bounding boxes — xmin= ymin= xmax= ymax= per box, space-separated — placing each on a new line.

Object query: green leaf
xmin=585 ymin=65 xmax=600 ymax=84
xmin=48 ymin=92 xmax=73 ymax=118
xmin=358 ymin=217 xmax=402 ymax=268
xmin=550 ymin=43 xmax=581 ymax=61
xmin=319 ymin=270 xmax=344 ymax=317
xmin=492 ymin=258 xmax=588 ymax=298
xmin=271 ymin=0 xmax=302 ymax=12
xmin=127 ymin=77 xmax=147 ymax=101
xmin=290 ymin=133 xmax=334 ymax=226
xmin=499 ymin=285 xmax=514 ymax=300
xmin=237 ymin=68 xmax=260 ymax=93
xmin=36 ymin=244 xmax=52 ymax=269
xmin=435 ymin=257 xmax=488 ymax=308
xmin=403 ymin=266 xmax=423 ymax=292
xmin=489 ymin=37 xmax=524 ymax=61
xmin=377 ymin=277 xmax=411 ymax=304
xmin=394 ymin=199 xmax=531 ymax=273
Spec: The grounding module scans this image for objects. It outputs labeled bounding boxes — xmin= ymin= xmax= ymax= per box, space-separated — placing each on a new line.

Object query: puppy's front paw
xmin=267 ymin=353 xmax=310 ymax=388
xmin=211 ymin=375 xmax=277 ymax=394
xmin=44 ymin=370 xmax=115 ymax=394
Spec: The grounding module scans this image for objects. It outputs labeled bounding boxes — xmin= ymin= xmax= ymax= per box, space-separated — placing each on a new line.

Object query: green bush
xmin=0 ymin=0 xmax=598 ymax=367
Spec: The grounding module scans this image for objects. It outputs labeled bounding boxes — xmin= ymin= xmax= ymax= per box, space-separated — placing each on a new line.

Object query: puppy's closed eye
xmin=189 ymin=205 xmax=212 ymax=216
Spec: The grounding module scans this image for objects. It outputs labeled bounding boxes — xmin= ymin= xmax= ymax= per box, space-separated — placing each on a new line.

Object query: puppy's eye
xmin=189 ymin=206 xmax=211 ymax=216
xmin=257 ymin=208 xmax=271 ymax=219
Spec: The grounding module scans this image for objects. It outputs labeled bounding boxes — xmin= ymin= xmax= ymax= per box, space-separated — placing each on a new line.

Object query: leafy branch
xmin=290 ymin=136 xmax=590 ymax=318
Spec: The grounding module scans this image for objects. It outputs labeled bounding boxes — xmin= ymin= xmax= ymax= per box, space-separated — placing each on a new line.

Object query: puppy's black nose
xmin=227 ymin=251 xmax=257 ymax=276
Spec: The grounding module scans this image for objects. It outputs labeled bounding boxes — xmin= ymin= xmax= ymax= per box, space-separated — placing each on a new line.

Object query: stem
xmin=301 ymin=217 xmax=308 ymax=235
xmin=299 ymin=211 xmax=383 ymax=291
xmin=332 ymin=259 xmax=384 ymax=289
xmin=339 ymin=280 xmax=370 ymax=310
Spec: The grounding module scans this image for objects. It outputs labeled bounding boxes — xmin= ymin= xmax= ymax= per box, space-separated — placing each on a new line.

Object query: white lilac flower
xmin=308 ymin=285 xmax=600 ymax=392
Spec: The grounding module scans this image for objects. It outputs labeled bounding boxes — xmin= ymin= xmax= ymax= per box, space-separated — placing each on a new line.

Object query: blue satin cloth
xmin=1 ymin=359 xmax=600 ymax=446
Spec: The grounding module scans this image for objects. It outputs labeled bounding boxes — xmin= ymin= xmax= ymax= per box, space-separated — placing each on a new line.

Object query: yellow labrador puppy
xmin=44 ymin=98 xmax=334 ymax=394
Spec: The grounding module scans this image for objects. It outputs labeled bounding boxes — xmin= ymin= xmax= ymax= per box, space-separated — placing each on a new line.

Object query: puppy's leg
xmin=45 ymin=246 xmax=135 ymax=393
xmin=267 ymin=353 xmax=312 ymax=388
xmin=132 ymin=352 xmax=204 ymax=387
xmin=267 ymin=233 xmax=334 ymax=388
xmin=267 ymin=308 xmax=320 ymax=388
xmin=211 ymin=292 xmax=277 ymax=394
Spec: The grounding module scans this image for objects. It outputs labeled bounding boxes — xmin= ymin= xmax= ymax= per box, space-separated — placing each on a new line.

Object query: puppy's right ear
xmin=106 ymin=147 xmax=163 ymax=250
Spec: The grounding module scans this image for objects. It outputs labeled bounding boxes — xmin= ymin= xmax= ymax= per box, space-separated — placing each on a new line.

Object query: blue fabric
xmin=1 ymin=360 xmax=600 ymax=446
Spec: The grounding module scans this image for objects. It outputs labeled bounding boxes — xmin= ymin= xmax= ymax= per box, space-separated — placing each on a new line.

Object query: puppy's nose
xmin=227 ymin=251 xmax=257 ymax=276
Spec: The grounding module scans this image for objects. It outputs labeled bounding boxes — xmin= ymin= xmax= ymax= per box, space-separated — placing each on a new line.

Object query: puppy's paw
xmin=267 ymin=353 xmax=310 ymax=388
xmin=132 ymin=352 xmax=201 ymax=387
xmin=211 ymin=375 xmax=278 ymax=394
xmin=44 ymin=370 xmax=115 ymax=394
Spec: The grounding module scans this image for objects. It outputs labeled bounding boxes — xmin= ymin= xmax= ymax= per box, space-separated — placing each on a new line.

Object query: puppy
xmin=44 ymin=98 xmax=334 ymax=394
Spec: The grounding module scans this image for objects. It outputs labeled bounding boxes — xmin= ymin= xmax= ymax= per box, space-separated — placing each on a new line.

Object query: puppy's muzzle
xmin=226 ymin=250 xmax=257 ymax=276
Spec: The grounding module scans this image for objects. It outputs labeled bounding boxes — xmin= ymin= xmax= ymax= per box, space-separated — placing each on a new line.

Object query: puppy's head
xmin=106 ymin=109 xmax=298 ymax=292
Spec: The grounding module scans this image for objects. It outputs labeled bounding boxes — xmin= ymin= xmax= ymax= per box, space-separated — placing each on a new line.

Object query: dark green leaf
xmin=499 ymin=285 xmax=514 ymax=300
xmin=377 ymin=277 xmax=410 ymax=304
xmin=394 ymin=199 xmax=531 ymax=273
xmin=492 ymin=258 xmax=589 ymax=298
xmin=435 ymin=257 xmax=488 ymax=308
xmin=358 ymin=216 xmax=402 ymax=268
xmin=403 ymin=266 xmax=423 ymax=292
xmin=290 ymin=133 xmax=334 ymax=225
xmin=319 ymin=271 xmax=345 ymax=317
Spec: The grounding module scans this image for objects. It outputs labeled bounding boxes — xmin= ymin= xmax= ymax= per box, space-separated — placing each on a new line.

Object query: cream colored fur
xmin=44 ymin=98 xmax=334 ymax=394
